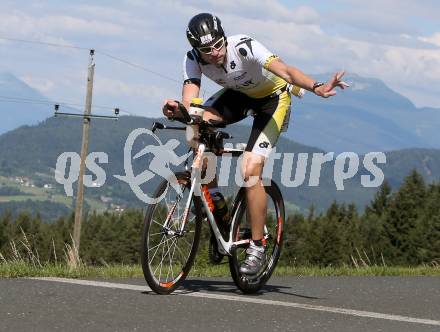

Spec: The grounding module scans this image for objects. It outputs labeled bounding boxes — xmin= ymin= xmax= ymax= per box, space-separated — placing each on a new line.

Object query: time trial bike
xmin=140 ymin=103 xmax=285 ymax=294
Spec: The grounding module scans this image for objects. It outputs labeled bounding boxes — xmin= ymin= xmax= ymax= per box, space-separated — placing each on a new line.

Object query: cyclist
xmin=163 ymin=13 xmax=348 ymax=275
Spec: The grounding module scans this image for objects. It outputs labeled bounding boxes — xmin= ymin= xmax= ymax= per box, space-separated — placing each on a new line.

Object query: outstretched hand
xmin=314 ymin=70 xmax=350 ymax=98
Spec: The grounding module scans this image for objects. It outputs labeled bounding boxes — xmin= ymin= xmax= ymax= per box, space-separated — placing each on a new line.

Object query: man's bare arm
xmin=181 ymin=83 xmax=200 ymax=110
xmin=162 ymin=83 xmax=200 ymax=118
xmin=267 ymin=58 xmax=349 ymax=98
xmin=267 ymin=58 xmax=315 ymax=91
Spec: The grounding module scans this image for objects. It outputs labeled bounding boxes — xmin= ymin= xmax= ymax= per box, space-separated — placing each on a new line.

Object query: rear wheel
xmin=141 ymin=171 xmax=203 ymax=294
xmin=228 ymin=180 xmax=285 ymax=294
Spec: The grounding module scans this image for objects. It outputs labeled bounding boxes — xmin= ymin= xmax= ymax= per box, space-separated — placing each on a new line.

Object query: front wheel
xmin=141 ymin=171 xmax=203 ymax=294
xmin=228 ymin=180 xmax=285 ymax=294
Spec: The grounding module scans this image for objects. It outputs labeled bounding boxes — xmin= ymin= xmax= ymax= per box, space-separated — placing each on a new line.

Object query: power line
xmin=0 ymin=35 xmax=214 ymax=105
xmin=0 ymin=36 xmax=180 ymax=84
xmin=0 ymin=98 xmax=50 ymax=106
xmin=96 ymin=51 xmax=181 ymax=84
xmin=0 ymin=95 xmax=137 ymax=116
xmin=0 ymin=95 xmax=117 ymax=111
xmin=0 ymin=36 xmax=90 ymax=51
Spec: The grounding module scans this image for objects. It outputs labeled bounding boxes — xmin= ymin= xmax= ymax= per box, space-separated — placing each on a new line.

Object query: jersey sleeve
xmin=251 ymin=39 xmax=279 ymax=69
xmin=234 ymin=35 xmax=279 ymax=70
xmin=182 ymin=50 xmax=202 ymax=86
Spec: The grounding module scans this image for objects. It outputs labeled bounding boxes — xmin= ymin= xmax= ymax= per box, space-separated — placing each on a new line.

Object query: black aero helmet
xmin=186 ymin=13 xmax=225 ymax=48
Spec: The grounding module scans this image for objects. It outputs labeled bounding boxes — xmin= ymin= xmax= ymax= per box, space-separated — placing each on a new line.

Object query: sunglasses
xmin=197 ymin=37 xmax=225 ymax=55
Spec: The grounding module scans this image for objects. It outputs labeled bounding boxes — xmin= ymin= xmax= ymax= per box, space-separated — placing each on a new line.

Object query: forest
xmin=0 ymin=170 xmax=439 ymax=267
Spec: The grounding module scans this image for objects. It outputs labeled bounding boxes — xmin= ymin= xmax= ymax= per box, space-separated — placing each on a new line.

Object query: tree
xmin=382 ymin=170 xmax=426 ymax=265
xmin=413 ymin=183 xmax=440 ymax=263
xmin=365 ymin=181 xmax=391 ymax=217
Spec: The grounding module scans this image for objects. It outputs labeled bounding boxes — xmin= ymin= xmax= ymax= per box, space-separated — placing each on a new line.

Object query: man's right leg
xmin=200 ymin=88 xmax=250 ymax=189
xmin=201 ymin=106 xmax=223 ymax=190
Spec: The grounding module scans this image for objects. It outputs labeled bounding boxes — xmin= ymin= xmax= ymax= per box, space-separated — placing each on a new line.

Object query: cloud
xmin=335 ymin=37 xmax=440 ymax=107
xmin=19 ymin=75 xmax=55 ymax=93
xmin=94 ymin=77 xmax=170 ymax=99
xmin=91 ymin=76 xmax=175 ymax=116
xmin=340 ymin=0 xmax=440 ymax=21
xmin=204 ymin=1 xmax=320 ymax=25
xmin=1 ymin=0 xmax=440 ymax=110
xmin=328 ymin=9 xmax=414 ymax=35
xmin=0 ymin=12 xmax=127 ymax=38
xmin=212 ymin=11 xmax=440 ymax=107
xmin=420 ymin=32 xmax=440 ymax=47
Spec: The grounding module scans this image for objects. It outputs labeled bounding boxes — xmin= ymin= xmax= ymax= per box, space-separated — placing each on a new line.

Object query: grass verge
xmin=1 ymin=261 xmax=439 ymax=278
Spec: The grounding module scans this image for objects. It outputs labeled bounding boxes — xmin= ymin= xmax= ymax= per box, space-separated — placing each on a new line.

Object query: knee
xmin=241 ymin=154 xmax=264 ymax=183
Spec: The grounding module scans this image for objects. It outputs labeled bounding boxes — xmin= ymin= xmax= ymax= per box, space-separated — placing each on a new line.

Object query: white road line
xmin=29 ymin=277 xmax=440 ymax=327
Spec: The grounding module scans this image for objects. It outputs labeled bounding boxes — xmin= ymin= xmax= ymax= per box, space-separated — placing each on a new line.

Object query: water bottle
xmin=211 ymin=192 xmax=230 ymax=224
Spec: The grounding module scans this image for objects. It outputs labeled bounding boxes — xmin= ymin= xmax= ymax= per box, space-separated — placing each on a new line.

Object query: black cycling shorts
xmin=204 ymin=88 xmax=292 ymax=158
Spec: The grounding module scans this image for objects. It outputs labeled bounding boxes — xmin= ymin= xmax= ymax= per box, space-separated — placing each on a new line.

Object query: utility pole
xmin=72 ymin=49 xmax=95 ymax=255
xmin=54 ymin=50 xmax=119 ymax=265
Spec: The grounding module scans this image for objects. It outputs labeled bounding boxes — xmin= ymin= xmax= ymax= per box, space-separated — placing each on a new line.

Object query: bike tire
xmin=228 ymin=180 xmax=285 ymax=294
xmin=141 ymin=171 xmax=203 ymax=294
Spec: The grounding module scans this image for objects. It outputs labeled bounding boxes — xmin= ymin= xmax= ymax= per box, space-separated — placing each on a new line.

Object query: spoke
xmin=178 ymin=235 xmax=191 ymax=254
xmin=167 ymin=237 xmax=178 ymax=281
xmin=148 ymin=232 xmax=164 ymax=237
xmin=148 ymin=236 xmax=176 ymax=266
xmin=148 ymin=234 xmax=173 ymax=253
xmin=156 ymin=240 xmax=166 ymax=279
xmin=182 ymin=236 xmax=194 ymax=250
xmin=175 ymin=239 xmax=190 ymax=265
xmin=149 ymin=237 xmax=163 ymax=266
xmin=157 ymin=235 xmax=179 ymax=281
xmin=166 ymin=236 xmax=178 ymax=281
xmin=165 ymin=238 xmax=171 ymax=282
xmin=151 ymin=219 xmax=166 ymax=228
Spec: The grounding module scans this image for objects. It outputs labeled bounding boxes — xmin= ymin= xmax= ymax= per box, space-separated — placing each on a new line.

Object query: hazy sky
xmin=1 ymin=0 xmax=439 ymax=117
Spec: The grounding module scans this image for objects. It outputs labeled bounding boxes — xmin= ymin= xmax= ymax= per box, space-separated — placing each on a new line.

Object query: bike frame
xmin=161 ymin=141 xmax=269 ymax=256
xmin=154 ymin=118 xmax=271 ymax=256
xmin=187 ymin=143 xmax=248 ymax=255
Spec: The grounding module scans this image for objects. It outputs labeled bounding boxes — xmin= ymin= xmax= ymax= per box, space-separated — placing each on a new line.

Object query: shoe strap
xmin=245 ymin=247 xmax=265 ymax=260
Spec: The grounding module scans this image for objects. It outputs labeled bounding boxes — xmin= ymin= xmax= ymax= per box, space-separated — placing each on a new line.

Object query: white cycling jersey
xmin=183 ymin=34 xmax=287 ymax=99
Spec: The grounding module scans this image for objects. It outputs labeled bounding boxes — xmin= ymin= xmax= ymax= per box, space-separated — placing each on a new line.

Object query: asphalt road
xmin=1 ymin=276 xmax=439 ymax=331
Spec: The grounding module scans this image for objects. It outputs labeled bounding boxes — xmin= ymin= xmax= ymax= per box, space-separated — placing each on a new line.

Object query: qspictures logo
xmin=54 ymin=128 xmax=386 ymax=203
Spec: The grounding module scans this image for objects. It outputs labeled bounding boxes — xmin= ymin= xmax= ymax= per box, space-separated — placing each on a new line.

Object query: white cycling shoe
xmin=239 ymin=242 xmax=266 ymax=275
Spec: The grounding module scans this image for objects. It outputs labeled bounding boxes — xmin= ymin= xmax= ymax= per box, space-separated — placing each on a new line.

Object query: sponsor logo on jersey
xmin=242 ymin=79 xmax=254 ymax=87
xmin=233 ymin=72 xmax=247 ymax=81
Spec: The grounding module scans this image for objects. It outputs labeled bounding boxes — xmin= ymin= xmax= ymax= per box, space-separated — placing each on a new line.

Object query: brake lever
xmin=151 ymin=122 xmax=164 ymax=133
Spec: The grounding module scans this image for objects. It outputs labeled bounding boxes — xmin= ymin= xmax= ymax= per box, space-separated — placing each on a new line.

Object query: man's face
xmin=198 ymin=37 xmax=227 ymax=66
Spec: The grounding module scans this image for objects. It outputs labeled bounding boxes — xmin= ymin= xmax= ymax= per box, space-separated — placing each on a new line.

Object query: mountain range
xmin=0 ymin=72 xmax=54 ymax=134
xmin=0 ymin=115 xmax=439 ymax=216
xmin=287 ymin=73 xmax=440 ymax=153
xmin=0 ymin=72 xmax=440 ymax=218
xmin=1 ymin=72 xmax=440 ymax=154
